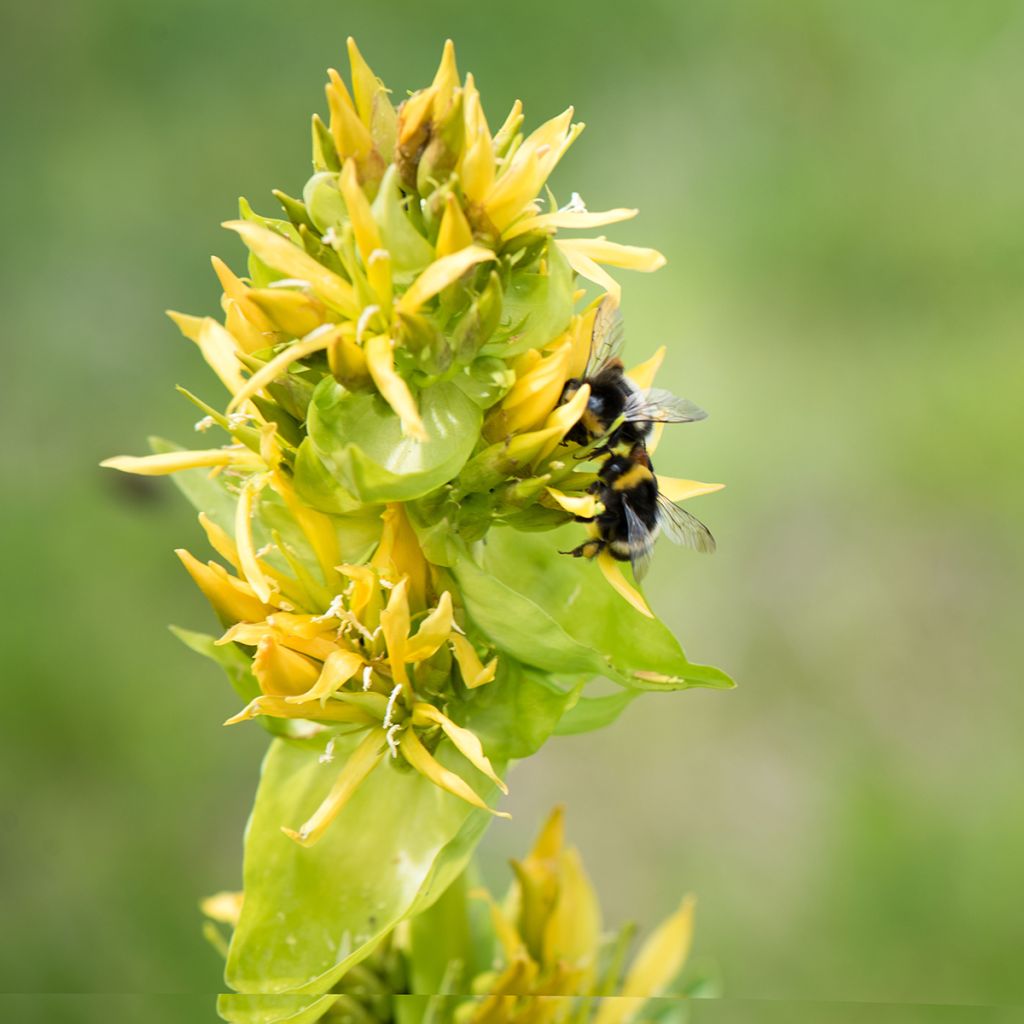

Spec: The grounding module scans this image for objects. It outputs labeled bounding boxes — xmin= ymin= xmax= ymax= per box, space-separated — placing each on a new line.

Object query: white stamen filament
xmin=560 ymin=191 xmax=587 ymax=214
xmin=361 ymin=665 xmax=373 ymax=691
xmin=356 ymin=304 xmax=381 ymax=344
xmin=312 ymin=595 xmax=345 ymax=623
xmin=268 ymin=278 xmax=312 ymax=289
xmin=194 ymin=415 xmax=215 ymax=432
xmin=318 ymin=738 xmax=336 ymax=764
xmin=385 ymin=724 xmax=401 ymax=759
xmin=383 ymin=684 xmax=402 ymax=729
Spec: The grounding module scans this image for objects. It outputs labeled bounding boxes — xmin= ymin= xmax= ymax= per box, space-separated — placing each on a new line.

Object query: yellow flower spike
xmin=397 ymin=86 xmax=435 ymax=147
xmin=541 ymin=846 xmax=602 ymax=973
xmin=626 ymin=345 xmax=666 ymax=390
xmin=364 ymin=334 xmax=429 ymax=441
xmin=503 ymin=206 xmax=639 ymax=242
xmin=246 ymin=287 xmax=326 ymax=339
xmin=325 ymin=67 xmax=373 ymax=165
xmin=449 ymin=633 xmax=497 ymax=690
xmin=596 ymin=550 xmax=653 ymax=619
xmin=493 ymin=340 xmax=572 ymax=435
xmin=411 ymin=703 xmax=508 ymax=795
xmin=235 ymin=477 xmax=274 ymax=604
xmin=593 ymin=896 xmax=696 ymax=1024
xmin=282 ymin=728 xmax=388 ymax=847
xmin=396 ymin=245 xmax=496 ymax=315
xmin=226 ymin=324 xmax=344 ymax=414
xmin=657 ymin=478 xmax=725 ymax=504
xmin=224 ymin=694 xmax=375 ymax=727
xmin=196 ymin=317 xmax=248 ymax=396
xmin=436 ymin=193 xmax=474 ymax=258
xmin=252 ymin=634 xmax=321 ymax=696
xmin=404 ymin=591 xmax=454 ymax=662
xmin=223 ymin=220 xmax=359 ymax=317
xmin=287 ymin=648 xmax=367 ymax=706
xmin=367 ymin=249 xmax=393 ymax=313
xmin=100 ymin=448 xmax=257 ymax=476
xmin=379 ymin=576 xmax=412 ymax=687
xmin=544 ymin=487 xmax=597 ymax=519
xmin=175 ymin=549 xmax=271 ymax=625
xmin=399 ymin=728 xmax=510 ymax=819
xmin=339 ymin=159 xmax=382 ymax=265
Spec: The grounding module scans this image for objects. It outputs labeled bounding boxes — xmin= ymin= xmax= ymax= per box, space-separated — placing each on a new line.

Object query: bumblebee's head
xmin=560 ymin=378 xmax=581 ymax=404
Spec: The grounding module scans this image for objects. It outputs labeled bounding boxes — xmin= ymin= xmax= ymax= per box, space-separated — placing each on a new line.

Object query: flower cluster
xmin=103 ymin=39 xmax=729 ymax=1017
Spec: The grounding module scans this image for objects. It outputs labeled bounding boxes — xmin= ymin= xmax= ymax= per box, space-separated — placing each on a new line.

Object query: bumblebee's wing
xmin=585 ymin=297 xmax=626 ymax=377
xmin=623 ymin=498 xmax=656 ymax=582
xmin=624 ymin=387 xmax=708 ymax=424
xmin=656 ymin=494 xmax=716 ymax=553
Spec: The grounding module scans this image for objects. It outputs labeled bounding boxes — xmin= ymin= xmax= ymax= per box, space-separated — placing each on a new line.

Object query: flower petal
xmin=404 ymin=591 xmax=454 ymax=662
xmin=596 ymin=550 xmax=653 ymax=619
xmin=396 ymin=245 xmax=495 ymax=315
xmin=364 ymin=334 xmax=428 ymax=441
xmin=411 ymin=703 xmax=508 ymax=794
xmin=657 ymin=478 xmax=725 ymax=503
xmin=449 ymin=634 xmax=497 ymax=689
xmin=558 ymin=237 xmax=666 ymax=272
xmin=504 ymin=207 xmax=638 ymax=241
xmin=626 ymin=345 xmax=666 ymax=390
xmin=282 ymin=727 xmax=387 ymax=846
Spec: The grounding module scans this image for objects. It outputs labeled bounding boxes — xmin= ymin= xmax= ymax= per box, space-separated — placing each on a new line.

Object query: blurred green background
xmin=3 ymin=0 xmax=1023 ymax=1016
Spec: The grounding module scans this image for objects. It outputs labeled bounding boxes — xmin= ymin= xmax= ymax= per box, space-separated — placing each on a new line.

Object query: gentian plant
xmin=104 ymin=39 xmax=730 ymax=1022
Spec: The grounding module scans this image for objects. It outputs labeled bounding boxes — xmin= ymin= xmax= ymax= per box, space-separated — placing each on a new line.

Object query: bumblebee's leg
xmin=559 ymin=538 xmax=606 ymax=559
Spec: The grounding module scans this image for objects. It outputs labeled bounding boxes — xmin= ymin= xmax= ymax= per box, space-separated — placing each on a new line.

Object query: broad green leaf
xmin=457 ymin=660 xmax=580 ymax=761
xmin=465 ymin=527 xmax=734 ymax=691
xmin=554 ymin=689 xmax=638 ymax=736
xmin=226 ymin=731 xmax=499 ymax=998
xmin=452 ymin=547 xmax=603 ymax=677
xmin=484 ymin=243 xmax=574 ymax=357
xmin=305 ymin=379 xmax=481 ymax=504
xmin=370 ymin=166 xmax=434 ymax=280
xmin=218 ymin=992 xmax=338 ymax=1024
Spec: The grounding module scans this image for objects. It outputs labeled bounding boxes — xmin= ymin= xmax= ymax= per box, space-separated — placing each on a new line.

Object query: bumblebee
xmin=563 ymin=443 xmax=715 ymax=582
xmin=561 ymin=297 xmax=707 ymax=452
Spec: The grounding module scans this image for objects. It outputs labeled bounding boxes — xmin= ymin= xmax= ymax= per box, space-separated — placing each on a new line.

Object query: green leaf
xmin=458 ymin=660 xmax=581 ymax=761
xmin=554 ymin=689 xmax=638 ymax=736
xmin=305 ymin=379 xmax=482 ymax=505
xmin=484 ymin=243 xmax=574 ymax=357
xmin=370 ymin=166 xmax=434 ymax=280
xmin=225 ymin=731 xmax=497 ymax=998
xmin=302 ymin=171 xmax=347 ymax=236
xmin=217 ymin=992 xmax=339 ymax=1024
xmin=452 ymin=546 xmax=602 ymax=677
xmin=460 ymin=527 xmax=735 ymax=691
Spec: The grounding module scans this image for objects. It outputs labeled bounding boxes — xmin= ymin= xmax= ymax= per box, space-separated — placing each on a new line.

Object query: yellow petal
xmin=545 ymin=487 xmax=597 ymax=519
xmin=504 ymin=207 xmax=638 ymax=241
xmin=197 ymin=317 xmax=248 ymax=396
xmin=567 ymin=306 xmax=599 ymax=379
xmin=211 ymin=256 xmax=274 ymax=329
xmin=532 ymin=382 xmax=590 ymax=465
xmin=436 ymin=193 xmax=474 ymax=258
xmin=399 ymin=728 xmax=510 ymax=818
xmin=449 ymin=634 xmax=497 ymax=689
xmin=379 ymin=576 xmax=411 ymax=686
xmin=200 ymin=890 xmax=243 ymax=927
xmin=226 ymin=325 xmax=342 ymax=414
xmin=557 ymin=238 xmax=666 ymax=273
xmin=657 ymin=478 xmax=725 ymax=503
xmin=175 ymin=549 xmax=271 ymax=624
xmin=224 ymin=694 xmax=374 ymax=727
xmin=647 ymin=421 xmax=666 ymax=455
xmin=558 ymin=243 xmax=621 ymax=304
xmin=396 ymin=246 xmax=495 ymax=315
xmin=542 ymin=846 xmax=602 ymax=970
xmin=223 ymin=220 xmax=358 ymax=317
xmin=411 ymin=702 xmax=508 ymax=794
xmin=224 ymin=298 xmax=272 ymax=355
xmin=461 ymin=137 xmax=496 ymax=205
xmin=596 ymin=550 xmax=653 ymax=619
xmin=366 ymin=248 xmax=393 ymax=312
xmin=235 ymin=478 xmax=273 ymax=604
xmin=364 ymin=335 xmax=428 ymax=441
xmin=247 ymin=287 xmax=325 ymax=339
xmin=404 ymin=591 xmax=454 ymax=662
xmin=429 ymin=39 xmax=460 ymax=115
xmin=470 ymin=888 xmax=527 ymax=961
xmin=166 ymin=309 xmax=204 ymax=342
xmin=326 ymin=68 xmax=373 ymax=164
xmin=346 ymin=37 xmax=383 ymax=129
xmin=626 ymin=345 xmax=666 ymax=390
xmin=252 ymin=634 xmax=321 ymax=697
xmin=287 ymin=648 xmax=366 ymax=705
xmin=492 ymin=341 xmax=572 ymax=436
xmin=100 ymin=449 xmax=253 ymax=476
xmin=340 ymin=159 xmax=382 ymax=264
xmin=606 ymin=896 xmax=695 ymax=1018
xmin=282 ymin=728 xmax=387 ymax=846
